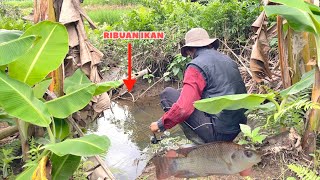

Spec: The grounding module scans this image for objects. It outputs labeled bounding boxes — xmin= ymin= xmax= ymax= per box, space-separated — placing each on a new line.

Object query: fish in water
xmin=152 ymin=142 xmax=261 ymax=179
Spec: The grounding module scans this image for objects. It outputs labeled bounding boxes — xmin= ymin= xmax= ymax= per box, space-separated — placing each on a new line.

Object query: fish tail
xmin=152 ymin=157 xmax=177 ymax=179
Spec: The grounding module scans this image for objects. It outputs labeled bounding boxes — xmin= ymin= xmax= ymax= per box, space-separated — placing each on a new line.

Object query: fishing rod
xmin=150 ymin=133 xmax=161 ymax=144
xmin=150 ymin=131 xmax=170 ymax=144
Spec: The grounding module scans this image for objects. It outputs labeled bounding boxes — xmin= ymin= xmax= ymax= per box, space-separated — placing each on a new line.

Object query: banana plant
xmin=0 ymin=21 xmax=121 ymax=179
xmin=264 ymin=0 xmax=320 ymax=156
xmin=195 ymin=0 xmax=320 ymax=156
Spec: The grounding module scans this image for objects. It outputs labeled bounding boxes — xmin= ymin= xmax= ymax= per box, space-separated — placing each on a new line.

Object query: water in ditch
xmin=87 ymin=96 xmax=184 ymax=180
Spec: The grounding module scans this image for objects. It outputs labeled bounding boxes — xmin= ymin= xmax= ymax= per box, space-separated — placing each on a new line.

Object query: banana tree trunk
xmin=302 ymin=66 xmax=320 ymax=156
xmin=48 ymin=0 xmax=65 ymax=97
xmin=301 ymin=32 xmax=314 ymax=72
xmin=286 ymin=28 xmax=302 ymax=84
xmin=277 ymin=16 xmax=291 ymax=88
xmin=301 ymin=0 xmax=320 ymax=158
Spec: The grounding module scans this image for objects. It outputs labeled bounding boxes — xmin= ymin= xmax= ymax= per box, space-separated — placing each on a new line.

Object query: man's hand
xmin=149 ymin=122 xmax=160 ymax=132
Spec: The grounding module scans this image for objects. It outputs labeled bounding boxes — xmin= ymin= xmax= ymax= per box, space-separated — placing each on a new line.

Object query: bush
xmin=201 ymin=0 xmax=261 ymax=44
xmin=0 ymin=4 xmax=32 ymax=31
xmin=88 ymin=0 xmax=261 ymax=80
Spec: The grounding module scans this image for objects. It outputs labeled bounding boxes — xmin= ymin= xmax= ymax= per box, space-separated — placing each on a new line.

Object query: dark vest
xmin=187 ymin=48 xmax=247 ymax=133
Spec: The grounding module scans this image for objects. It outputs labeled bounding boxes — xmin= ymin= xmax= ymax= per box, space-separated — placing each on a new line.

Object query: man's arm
xmin=150 ymin=66 xmax=206 ymax=132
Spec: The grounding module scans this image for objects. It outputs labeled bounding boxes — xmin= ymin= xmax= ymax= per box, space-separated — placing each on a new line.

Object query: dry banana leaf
xmin=250 ymin=11 xmax=273 ymax=83
xmin=32 ymin=156 xmax=52 ymax=180
xmin=58 ymin=0 xmax=108 ymax=113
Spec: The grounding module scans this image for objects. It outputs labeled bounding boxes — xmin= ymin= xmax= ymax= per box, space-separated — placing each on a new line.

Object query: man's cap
xmin=181 ymin=28 xmax=219 ymax=57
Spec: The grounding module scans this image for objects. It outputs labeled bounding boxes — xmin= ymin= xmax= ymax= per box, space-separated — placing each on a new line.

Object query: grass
xmin=87 ymin=8 xmax=131 ymax=25
xmin=83 ymin=0 xmax=143 ymax=6
xmin=3 ymin=1 xmax=33 ymax=8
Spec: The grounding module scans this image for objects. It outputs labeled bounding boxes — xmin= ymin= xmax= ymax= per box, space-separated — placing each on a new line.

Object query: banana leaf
xmin=0 ymin=71 xmax=51 ymax=127
xmin=8 ymin=21 xmax=68 ymax=86
xmin=45 ymin=84 xmax=96 ymax=118
xmin=45 ymin=134 xmax=110 ymax=156
xmin=194 ymin=93 xmax=275 ymax=114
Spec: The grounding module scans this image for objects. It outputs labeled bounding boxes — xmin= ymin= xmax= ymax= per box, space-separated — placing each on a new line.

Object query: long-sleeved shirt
xmin=158 ymin=66 xmax=206 ymax=130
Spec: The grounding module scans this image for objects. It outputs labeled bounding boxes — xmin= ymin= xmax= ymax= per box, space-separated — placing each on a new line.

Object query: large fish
xmin=152 ymin=142 xmax=261 ymax=179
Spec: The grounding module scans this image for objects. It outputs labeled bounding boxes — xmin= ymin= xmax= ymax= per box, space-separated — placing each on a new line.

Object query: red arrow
xmin=123 ymin=43 xmax=136 ymax=92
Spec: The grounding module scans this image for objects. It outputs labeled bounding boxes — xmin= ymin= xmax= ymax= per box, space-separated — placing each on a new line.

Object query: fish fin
xmin=152 ymin=157 xmax=177 ymax=179
xmin=175 ymin=146 xmax=196 ymax=157
xmin=165 ymin=150 xmax=178 ymax=157
xmin=174 ymin=170 xmax=199 ymax=178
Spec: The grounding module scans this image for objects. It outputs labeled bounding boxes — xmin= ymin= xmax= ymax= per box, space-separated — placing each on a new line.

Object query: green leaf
xmin=178 ymin=71 xmax=183 ymax=80
xmin=64 ymin=69 xmax=121 ymax=96
xmin=0 ymin=35 xmax=36 ymax=66
xmin=45 ymin=134 xmax=110 ymax=156
xmin=64 ymin=69 xmax=92 ymax=94
xmin=0 ymin=30 xmax=23 ymax=43
xmin=0 ymin=71 xmax=51 ymax=127
xmin=280 ymin=69 xmax=314 ymax=97
xmin=0 ymin=65 xmax=6 ymax=72
xmin=274 ymin=111 xmax=281 ymax=120
xmin=54 ymin=118 xmax=70 ymax=141
xmin=94 ymin=80 xmax=122 ymax=96
xmin=308 ymin=2 xmax=320 ymax=15
xmin=286 ymin=177 xmax=296 ymax=180
xmin=45 ymin=84 xmax=96 ymax=118
xmin=270 ymin=0 xmax=311 ymax=13
xmin=8 ymin=21 xmax=68 ymax=86
xmin=16 ymin=163 xmax=37 ymax=180
xmin=194 ymin=93 xmax=274 ymax=114
xmin=163 ymin=72 xmax=170 ymax=77
xmin=51 ymin=154 xmax=81 ymax=180
xmin=251 ymin=127 xmax=261 ymax=137
xmin=265 ymin=5 xmax=316 ymax=33
xmin=172 ymin=67 xmax=180 ymax=76
xmin=247 ymin=102 xmax=276 ymax=114
xmin=253 ymin=135 xmax=267 ymax=144
xmin=237 ymin=139 xmax=248 ymax=145
xmin=33 ymin=79 xmax=52 ymax=99
xmin=240 ymin=124 xmax=252 ymax=137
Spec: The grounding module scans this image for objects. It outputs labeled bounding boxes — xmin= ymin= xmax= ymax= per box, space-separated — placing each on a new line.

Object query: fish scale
xmin=176 ymin=143 xmax=238 ymax=176
xmin=153 ymin=142 xmax=261 ymax=179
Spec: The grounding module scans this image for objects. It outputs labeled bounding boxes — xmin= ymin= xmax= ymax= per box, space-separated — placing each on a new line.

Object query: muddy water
xmin=87 ymin=96 xmax=184 ymax=180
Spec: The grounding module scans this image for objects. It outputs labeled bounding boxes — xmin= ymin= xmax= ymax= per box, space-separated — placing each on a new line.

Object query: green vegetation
xmin=238 ymin=124 xmax=267 ymax=145
xmin=87 ymin=8 xmax=132 ymax=24
xmin=3 ymin=1 xmax=33 ymax=8
xmin=83 ymin=0 xmax=142 ymax=6
xmin=287 ymin=164 xmax=320 ymax=180
xmin=0 ymin=21 xmax=121 ymax=179
xmin=86 ymin=0 xmax=261 ymax=80
xmin=0 ymin=140 xmax=21 ymax=179
xmin=0 ymin=4 xmax=32 ymax=31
